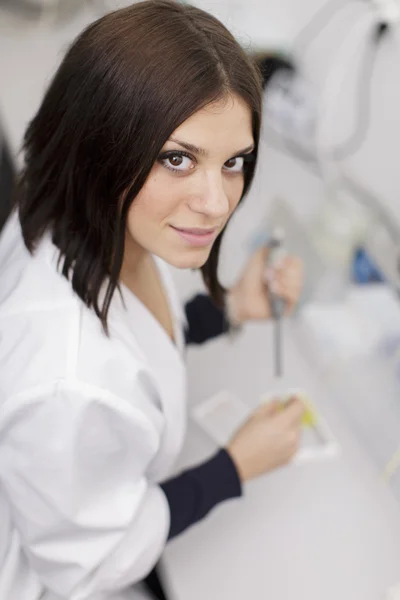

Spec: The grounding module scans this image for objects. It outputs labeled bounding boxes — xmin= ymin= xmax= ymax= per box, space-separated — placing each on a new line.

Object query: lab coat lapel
xmin=109 ymin=260 xmax=187 ymax=483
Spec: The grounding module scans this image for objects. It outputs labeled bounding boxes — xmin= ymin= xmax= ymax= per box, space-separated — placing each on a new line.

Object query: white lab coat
xmin=0 ymin=214 xmax=188 ymax=600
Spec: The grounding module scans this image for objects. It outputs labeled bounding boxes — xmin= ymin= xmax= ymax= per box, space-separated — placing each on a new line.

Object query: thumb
xmin=251 ymin=245 xmax=270 ymax=267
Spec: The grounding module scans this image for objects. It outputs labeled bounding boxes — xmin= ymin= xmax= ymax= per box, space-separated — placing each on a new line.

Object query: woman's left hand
xmin=227 ymin=247 xmax=304 ymax=325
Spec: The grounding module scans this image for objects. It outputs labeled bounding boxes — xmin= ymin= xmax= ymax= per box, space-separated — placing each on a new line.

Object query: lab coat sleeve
xmin=0 ymin=379 xmax=170 ymax=599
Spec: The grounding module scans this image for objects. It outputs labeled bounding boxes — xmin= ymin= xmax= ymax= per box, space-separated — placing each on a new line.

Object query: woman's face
xmin=126 ymin=94 xmax=254 ymax=269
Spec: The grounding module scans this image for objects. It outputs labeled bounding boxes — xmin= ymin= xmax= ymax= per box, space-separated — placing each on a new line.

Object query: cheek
xmin=127 ymin=170 xmax=181 ymax=229
xmin=225 ymin=176 xmax=245 ymax=213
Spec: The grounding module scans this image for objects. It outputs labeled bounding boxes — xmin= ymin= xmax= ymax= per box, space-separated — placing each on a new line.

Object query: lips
xmin=170 ymin=226 xmax=218 ymax=247
xmin=175 ymin=227 xmax=216 ymax=235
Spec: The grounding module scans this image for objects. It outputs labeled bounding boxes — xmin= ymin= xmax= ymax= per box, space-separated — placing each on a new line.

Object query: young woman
xmin=0 ymin=2 xmax=304 ymax=599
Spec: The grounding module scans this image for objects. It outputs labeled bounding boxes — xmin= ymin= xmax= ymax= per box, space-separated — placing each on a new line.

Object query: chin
xmin=164 ymin=247 xmax=211 ymax=270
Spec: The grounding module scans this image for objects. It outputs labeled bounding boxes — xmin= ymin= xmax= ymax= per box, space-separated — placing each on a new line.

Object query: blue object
xmin=352 ymin=247 xmax=385 ymax=284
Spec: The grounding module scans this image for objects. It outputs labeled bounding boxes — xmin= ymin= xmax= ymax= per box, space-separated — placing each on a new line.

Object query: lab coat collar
xmin=107 ymin=259 xmax=188 ymax=483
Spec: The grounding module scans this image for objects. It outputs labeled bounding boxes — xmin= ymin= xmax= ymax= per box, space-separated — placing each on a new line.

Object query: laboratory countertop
xmin=161 ymin=319 xmax=400 ymax=600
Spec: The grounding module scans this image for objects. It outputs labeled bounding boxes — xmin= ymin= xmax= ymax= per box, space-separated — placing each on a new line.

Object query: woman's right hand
xmin=226 ymin=397 xmax=305 ymax=483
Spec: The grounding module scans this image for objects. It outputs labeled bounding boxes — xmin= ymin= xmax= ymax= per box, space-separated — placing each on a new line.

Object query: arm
xmin=161 ymin=448 xmax=242 ymax=540
xmin=1 ymin=380 xmax=241 ymax=598
xmin=1 ymin=381 xmax=169 ymax=598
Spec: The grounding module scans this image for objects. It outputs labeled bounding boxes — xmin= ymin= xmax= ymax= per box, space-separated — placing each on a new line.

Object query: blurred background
xmin=2 ymin=2 xmax=400 ymax=598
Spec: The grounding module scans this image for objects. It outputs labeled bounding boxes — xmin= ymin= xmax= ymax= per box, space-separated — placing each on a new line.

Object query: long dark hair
xmin=17 ymin=0 xmax=262 ymax=331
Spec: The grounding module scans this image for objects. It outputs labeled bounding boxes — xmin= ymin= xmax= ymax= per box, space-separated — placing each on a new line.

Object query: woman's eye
xmin=224 ymin=156 xmax=245 ymax=173
xmin=159 ymin=152 xmax=194 ymax=173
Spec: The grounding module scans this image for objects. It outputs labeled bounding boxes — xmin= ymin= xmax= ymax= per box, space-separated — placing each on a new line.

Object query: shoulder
xmin=0 ymin=219 xmax=158 ymax=414
xmin=0 ymin=218 xmax=82 ymax=396
xmin=0 ymin=212 xmax=81 ymax=317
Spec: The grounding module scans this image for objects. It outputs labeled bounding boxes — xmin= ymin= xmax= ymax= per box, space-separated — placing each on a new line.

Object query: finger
xmin=265 ymin=260 xmax=303 ymax=297
xmin=255 ymin=398 xmax=281 ymax=417
xmin=264 ymin=267 xmax=292 ymax=284
xmin=286 ymin=395 xmax=304 ymax=407
xmin=286 ymin=396 xmax=306 ymax=422
xmin=266 ymin=278 xmax=282 ymax=295
xmin=275 ymin=255 xmax=293 ymax=270
xmin=264 ymin=250 xmax=300 ymax=274
xmin=273 ymin=280 xmax=301 ymax=303
xmin=274 ymin=269 xmax=303 ymax=289
xmin=285 ymin=256 xmax=303 ymax=270
xmin=278 ymin=267 xmax=303 ymax=284
xmin=269 ymin=261 xmax=302 ymax=282
xmin=268 ymin=282 xmax=301 ymax=308
xmin=275 ymin=396 xmax=305 ymax=426
xmin=264 ymin=270 xmax=296 ymax=290
xmin=253 ymin=245 xmax=271 ymax=266
xmin=263 ymin=266 xmax=275 ymax=285
xmin=275 ymin=254 xmax=301 ymax=268
xmin=275 ymin=259 xmax=303 ymax=282
xmin=264 ymin=271 xmax=283 ymax=296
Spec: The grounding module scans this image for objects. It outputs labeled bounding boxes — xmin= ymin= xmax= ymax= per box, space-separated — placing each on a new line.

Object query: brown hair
xmin=17 ymin=0 xmax=263 ymax=331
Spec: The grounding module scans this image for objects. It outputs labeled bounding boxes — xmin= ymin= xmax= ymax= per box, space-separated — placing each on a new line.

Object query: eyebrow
xmin=169 ymin=137 xmax=255 ymax=158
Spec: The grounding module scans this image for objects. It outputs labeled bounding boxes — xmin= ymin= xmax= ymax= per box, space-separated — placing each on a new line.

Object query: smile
xmin=170 ymin=226 xmax=218 ymax=247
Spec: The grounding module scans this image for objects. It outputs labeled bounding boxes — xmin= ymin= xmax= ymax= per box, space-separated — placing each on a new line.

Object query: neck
xmin=120 ymin=234 xmax=150 ymax=289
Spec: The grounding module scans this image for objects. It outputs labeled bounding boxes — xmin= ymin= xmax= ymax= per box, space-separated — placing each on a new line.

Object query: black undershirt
xmin=160 ymin=294 xmax=241 ymax=541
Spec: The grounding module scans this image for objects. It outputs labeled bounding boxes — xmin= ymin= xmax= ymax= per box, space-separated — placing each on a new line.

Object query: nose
xmin=188 ymin=171 xmax=230 ymax=221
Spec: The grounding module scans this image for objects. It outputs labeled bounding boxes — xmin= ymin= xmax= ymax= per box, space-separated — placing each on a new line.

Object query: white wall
xmin=294 ymin=0 xmax=400 ymax=230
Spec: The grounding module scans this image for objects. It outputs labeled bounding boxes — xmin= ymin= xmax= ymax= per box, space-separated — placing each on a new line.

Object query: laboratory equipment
xmin=267 ymin=228 xmax=286 ymax=378
xmin=0 ymin=0 xmax=84 ymax=26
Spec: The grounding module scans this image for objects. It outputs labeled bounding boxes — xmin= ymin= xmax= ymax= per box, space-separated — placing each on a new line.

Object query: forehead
xmin=171 ymin=95 xmax=253 ymax=153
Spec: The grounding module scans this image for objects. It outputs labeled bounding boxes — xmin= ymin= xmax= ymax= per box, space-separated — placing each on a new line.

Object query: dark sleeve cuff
xmin=184 ymin=294 xmax=228 ymax=345
xmin=160 ymin=448 xmax=242 ymax=540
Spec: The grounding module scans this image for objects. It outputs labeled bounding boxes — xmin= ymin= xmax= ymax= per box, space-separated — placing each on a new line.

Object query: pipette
xmin=267 ymin=228 xmax=286 ymax=377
